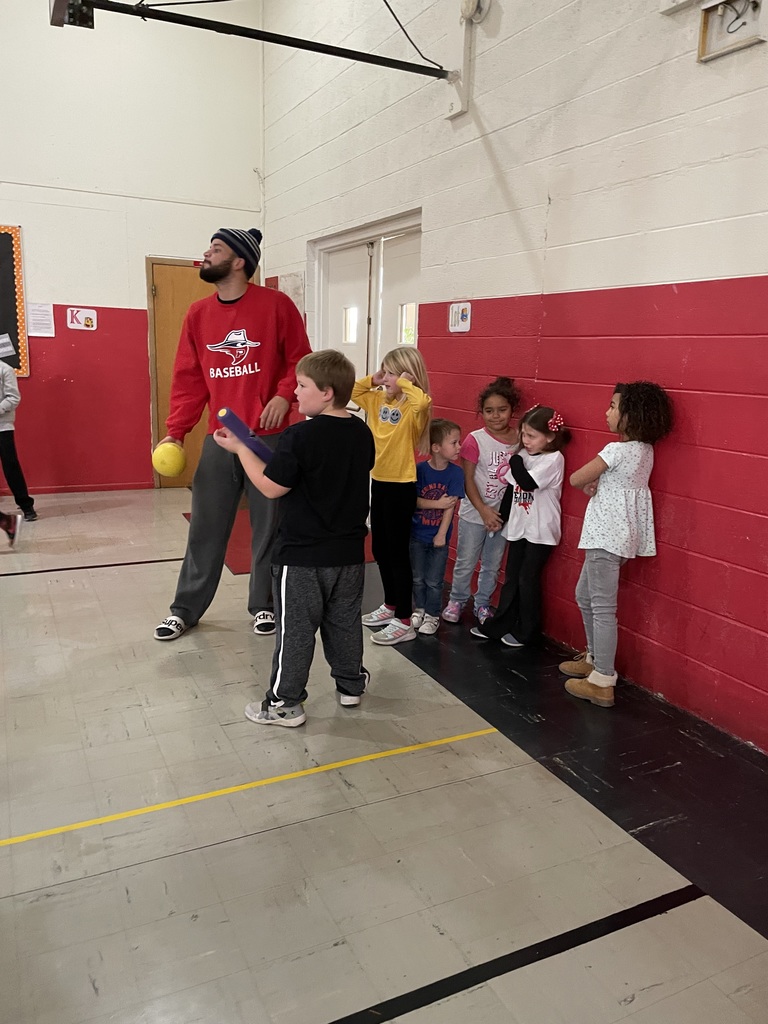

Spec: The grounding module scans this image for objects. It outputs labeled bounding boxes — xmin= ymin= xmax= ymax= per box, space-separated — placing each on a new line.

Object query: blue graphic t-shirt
xmin=411 ymin=460 xmax=465 ymax=544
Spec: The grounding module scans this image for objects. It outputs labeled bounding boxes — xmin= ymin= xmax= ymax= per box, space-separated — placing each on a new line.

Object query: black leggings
xmin=370 ymin=480 xmax=416 ymax=621
xmin=482 ymin=538 xmax=553 ymax=645
xmin=0 ymin=431 xmax=33 ymax=515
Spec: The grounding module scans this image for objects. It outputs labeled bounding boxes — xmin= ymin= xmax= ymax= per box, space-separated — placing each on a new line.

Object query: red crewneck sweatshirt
xmin=166 ymin=283 xmax=311 ymax=439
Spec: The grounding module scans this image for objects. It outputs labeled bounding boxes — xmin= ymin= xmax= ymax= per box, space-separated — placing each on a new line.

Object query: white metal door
xmin=323 ymin=242 xmax=372 ymax=379
xmin=320 ymin=229 xmax=421 ymax=377
xmin=375 ymin=231 xmax=422 ymax=370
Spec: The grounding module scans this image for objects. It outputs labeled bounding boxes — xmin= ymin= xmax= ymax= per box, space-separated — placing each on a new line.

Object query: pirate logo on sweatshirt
xmin=207 ymin=329 xmax=260 ymax=367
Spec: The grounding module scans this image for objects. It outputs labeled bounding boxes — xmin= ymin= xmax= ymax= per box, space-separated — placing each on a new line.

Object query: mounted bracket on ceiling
xmin=445 ymin=0 xmax=493 ymax=119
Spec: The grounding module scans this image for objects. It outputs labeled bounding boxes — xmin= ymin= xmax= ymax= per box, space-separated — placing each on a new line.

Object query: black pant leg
xmin=370 ymin=481 xmax=416 ymax=620
xmin=267 ymin=565 xmax=324 ymax=706
xmin=0 ymin=432 xmax=33 ymax=513
xmin=514 ymin=541 xmax=554 ymax=644
xmin=319 ymin=564 xmax=368 ymax=696
xmin=482 ymin=539 xmax=524 ymax=639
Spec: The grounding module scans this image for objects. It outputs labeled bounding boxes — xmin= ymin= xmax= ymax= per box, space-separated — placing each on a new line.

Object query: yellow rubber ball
xmin=152 ymin=442 xmax=186 ymax=477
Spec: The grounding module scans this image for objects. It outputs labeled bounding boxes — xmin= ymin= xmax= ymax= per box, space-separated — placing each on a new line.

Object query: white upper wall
xmin=261 ymin=0 xmax=768 ymax=301
xmin=0 ymin=0 xmax=264 ymax=307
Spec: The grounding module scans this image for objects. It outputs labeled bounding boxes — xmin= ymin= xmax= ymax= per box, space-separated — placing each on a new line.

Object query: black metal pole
xmin=87 ymin=0 xmax=451 ymax=80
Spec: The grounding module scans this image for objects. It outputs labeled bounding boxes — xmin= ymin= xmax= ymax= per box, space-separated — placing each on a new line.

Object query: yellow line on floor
xmin=1 ymin=727 xmax=497 ymax=848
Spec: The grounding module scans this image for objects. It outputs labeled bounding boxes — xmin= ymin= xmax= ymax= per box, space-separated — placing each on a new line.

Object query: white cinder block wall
xmin=262 ymin=0 xmax=768 ymax=307
xmin=1 ymin=0 xmax=264 ymax=308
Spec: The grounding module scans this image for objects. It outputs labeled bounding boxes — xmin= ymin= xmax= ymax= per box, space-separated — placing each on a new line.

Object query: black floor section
xmin=328 ymin=885 xmax=704 ymax=1024
xmin=368 ymin=569 xmax=768 ymax=939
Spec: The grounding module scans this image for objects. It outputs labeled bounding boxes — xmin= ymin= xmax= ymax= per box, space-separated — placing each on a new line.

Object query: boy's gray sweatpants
xmin=171 ymin=433 xmax=280 ymax=626
xmin=267 ymin=564 xmax=368 ymax=707
xmin=575 ymin=548 xmax=628 ymax=677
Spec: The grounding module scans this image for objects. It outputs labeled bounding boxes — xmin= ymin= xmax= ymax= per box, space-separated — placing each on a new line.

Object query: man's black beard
xmin=199 ymin=257 xmax=234 ymax=283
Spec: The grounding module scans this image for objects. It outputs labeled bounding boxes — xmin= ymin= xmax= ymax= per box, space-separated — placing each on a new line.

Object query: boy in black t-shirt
xmin=214 ymin=350 xmax=375 ymax=727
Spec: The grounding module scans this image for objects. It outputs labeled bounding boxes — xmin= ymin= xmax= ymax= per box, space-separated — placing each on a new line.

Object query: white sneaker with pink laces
xmin=362 ymin=604 xmax=395 ymax=627
xmin=370 ymin=618 xmax=417 ymax=645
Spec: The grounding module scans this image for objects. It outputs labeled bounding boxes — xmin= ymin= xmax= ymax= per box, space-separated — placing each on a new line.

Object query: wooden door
xmin=150 ymin=262 xmax=214 ymax=488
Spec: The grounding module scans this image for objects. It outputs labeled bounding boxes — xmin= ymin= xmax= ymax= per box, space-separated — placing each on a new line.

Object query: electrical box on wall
xmin=448 ymin=302 xmax=471 ymax=333
xmin=699 ymin=0 xmax=765 ymax=61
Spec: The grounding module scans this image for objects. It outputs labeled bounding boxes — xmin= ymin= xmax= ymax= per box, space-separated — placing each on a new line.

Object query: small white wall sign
xmin=448 ymin=302 xmax=472 ymax=333
xmin=66 ymin=308 xmax=98 ymax=331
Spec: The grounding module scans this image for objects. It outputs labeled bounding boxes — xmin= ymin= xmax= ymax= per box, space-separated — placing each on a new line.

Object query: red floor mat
xmin=184 ymin=509 xmax=374 ymax=575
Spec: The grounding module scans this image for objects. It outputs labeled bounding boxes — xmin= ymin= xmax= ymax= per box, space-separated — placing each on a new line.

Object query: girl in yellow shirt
xmin=352 ymin=348 xmax=432 ymax=645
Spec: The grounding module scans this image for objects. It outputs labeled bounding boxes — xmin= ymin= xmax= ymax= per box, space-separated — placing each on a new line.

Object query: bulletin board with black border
xmin=0 ymin=226 xmax=30 ymax=377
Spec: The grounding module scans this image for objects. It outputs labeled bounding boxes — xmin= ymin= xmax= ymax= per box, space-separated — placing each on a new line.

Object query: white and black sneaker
xmin=253 ymin=610 xmax=276 ymax=636
xmin=153 ymin=615 xmax=187 ymax=641
xmin=245 ymin=700 xmax=306 ymax=727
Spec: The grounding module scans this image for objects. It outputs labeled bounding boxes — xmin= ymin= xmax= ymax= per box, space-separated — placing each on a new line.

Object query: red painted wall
xmin=4 ymin=304 xmax=153 ymax=494
xmin=420 ymin=276 xmax=768 ymax=752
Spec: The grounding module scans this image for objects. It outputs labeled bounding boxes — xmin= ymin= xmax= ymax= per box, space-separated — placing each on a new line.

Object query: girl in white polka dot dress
xmin=560 ymin=382 xmax=673 ymax=708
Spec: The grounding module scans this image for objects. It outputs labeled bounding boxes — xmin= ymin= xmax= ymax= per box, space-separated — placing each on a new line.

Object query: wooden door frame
xmin=145 ymin=256 xmax=199 ymax=487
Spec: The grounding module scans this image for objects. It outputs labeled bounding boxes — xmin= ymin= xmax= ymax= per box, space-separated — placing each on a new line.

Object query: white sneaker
xmin=418 ymin=614 xmax=439 ymax=635
xmin=154 ymin=615 xmax=187 ymax=641
xmin=339 ymin=693 xmax=361 ymax=707
xmin=362 ymin=604 xmax=395 ymax=627
xmin=338 ymin=667 xmax=369 ymax=707
xmin=411 ymin=608 xmax=426 ymax=630
xmin=370 ymin=618 xmax=417 ymax=645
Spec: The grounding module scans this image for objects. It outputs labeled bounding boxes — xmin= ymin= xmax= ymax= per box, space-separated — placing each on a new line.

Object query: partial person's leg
xmin=0 ymin=510 xmax=22 ymax=547
xmin=370 ymin=480 xmax=397 ymax=608
xmin=514 ymin=541 xmax=553 ymax=644
xmin=169 ymin=436 xmax=243 ymax=626
xmin=423 ymin=544 xmax=450 ymax=618
xmin=320 ymin=564 xmax=368 ymax=698
xmin=587 ymin=549 xmax=625 ymax=679
xmin=481 ymin=539 xmax=524 ymax=639
xmin=265 ymin=565 xmax=323 ymax=706
xmin=447 ymin=520 xmax=486 ymax=607
xmin=244 ymin=432 xmax=281 ymax=617
xmin=473 ymin=529 xmax=508 ymax=611
xmin=0 ymin=432 xmax=34 ymax=516
xmin=565 ymin=549 xmax=624 ymax=707
xmin=388 ymin=483 xmax=417 ymax=621
xmin=409 ymin=539 xmax=428 ymax=613
xmin=574 ymin=555 xmax=594 ymax=656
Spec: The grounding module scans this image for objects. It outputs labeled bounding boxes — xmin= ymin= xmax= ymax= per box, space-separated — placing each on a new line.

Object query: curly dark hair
xmin=476 ymin=375 xmax=521 ymax=414
xmin=519 ymin=404 xmax=572 ymax=452
xmin=614 ymin=382 xmax=673 ymax=444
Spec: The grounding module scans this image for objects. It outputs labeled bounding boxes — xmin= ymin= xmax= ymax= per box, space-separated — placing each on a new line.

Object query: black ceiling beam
xmin=86 ymin=1 xmax=452 ymax=80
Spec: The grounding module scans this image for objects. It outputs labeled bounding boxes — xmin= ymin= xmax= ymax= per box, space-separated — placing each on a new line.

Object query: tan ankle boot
xmin=559 ymin=650 xmax=594 ymax=677
xmin=564 ymin=669 xmax=617 ymax=708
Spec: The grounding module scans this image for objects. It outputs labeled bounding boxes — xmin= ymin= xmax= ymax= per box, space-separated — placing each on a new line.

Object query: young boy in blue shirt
xmin=410 ymin=419 xmax=465 ymax=635
xmin=214 ymin=349 xmax=375 ymax=727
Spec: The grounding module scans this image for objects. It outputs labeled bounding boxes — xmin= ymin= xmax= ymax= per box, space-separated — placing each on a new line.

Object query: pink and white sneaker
xmin=441 ymin=600 xmax=462 ymax=623
xmin=370 ymin=618 xmax=417 ymax=645
xmin=362 ymin=604 xmax=395 ymax=627
xmin=476 ymin=605 xmax=493 ymax=626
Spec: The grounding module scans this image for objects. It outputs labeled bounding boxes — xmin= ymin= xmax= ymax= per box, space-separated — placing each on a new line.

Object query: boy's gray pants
xmin=575 ymin=548 xmax=628 ymax=677
xmin=170 ymin=433 xmax=280 ymax=626
xmin=267 ymin=564 xmax=368 ymax=707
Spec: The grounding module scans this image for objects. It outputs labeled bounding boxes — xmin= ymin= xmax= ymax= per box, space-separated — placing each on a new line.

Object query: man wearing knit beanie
xmin=153 ymin=228 xmax=311 ymax=643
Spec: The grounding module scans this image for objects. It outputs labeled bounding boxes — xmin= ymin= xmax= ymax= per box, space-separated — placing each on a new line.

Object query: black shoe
xmin=23 ymin=510 xmax=38 ymax=522
xmin=2 ymin=513 xmax=22 ymax=547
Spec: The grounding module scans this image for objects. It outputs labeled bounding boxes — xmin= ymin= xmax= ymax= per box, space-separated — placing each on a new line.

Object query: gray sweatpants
xmin=170 ymin=433 xmax=280 ymax=626
xmin=267 ymin=564 xmax=368 ymax=707
xmin=575 ymin=548 xmax=627 ymax=677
